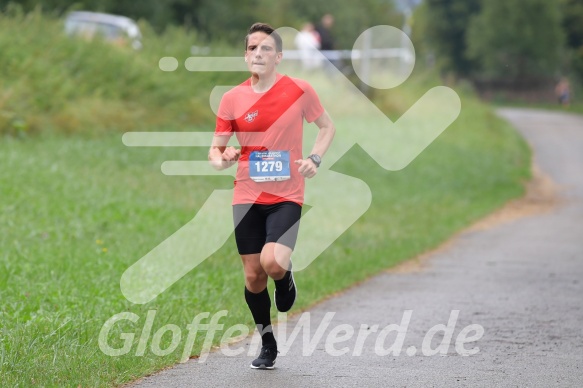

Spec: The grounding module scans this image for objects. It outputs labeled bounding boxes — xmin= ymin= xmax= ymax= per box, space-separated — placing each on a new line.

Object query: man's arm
xmin=208 ymin=135 xmax=240 ymax=170
xmin=309 ymin=110 xmax=335 ymax=157
xmin=295 ymin=110 xmax=335 ymax=178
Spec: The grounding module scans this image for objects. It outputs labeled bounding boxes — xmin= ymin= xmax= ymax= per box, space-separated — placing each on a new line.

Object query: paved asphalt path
xmin=133 ymin=108 xmax=583 ymax=387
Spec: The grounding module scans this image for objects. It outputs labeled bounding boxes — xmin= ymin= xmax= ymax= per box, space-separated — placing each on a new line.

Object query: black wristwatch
xmin=307 ymin=154 xmax=321 ymax=168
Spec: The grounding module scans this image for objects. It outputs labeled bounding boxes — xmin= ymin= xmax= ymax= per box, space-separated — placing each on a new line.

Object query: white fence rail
xmin=281 ymin=48 xmax=413 ymax=63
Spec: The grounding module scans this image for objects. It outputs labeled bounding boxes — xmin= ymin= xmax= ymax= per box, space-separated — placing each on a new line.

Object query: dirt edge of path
xmin=387 ymin=164 xmax=563 ymax=274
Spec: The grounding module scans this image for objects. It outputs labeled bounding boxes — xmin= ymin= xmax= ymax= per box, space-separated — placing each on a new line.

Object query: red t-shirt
xmin=214 ymin=74 xmax=324 ymax=205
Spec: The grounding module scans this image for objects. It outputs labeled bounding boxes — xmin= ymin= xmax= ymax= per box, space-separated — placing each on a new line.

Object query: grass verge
xmin=0 ymin=73 xmax=530 ymax=386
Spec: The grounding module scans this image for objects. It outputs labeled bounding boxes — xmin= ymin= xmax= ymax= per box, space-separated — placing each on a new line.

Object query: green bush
xmin=0 ymin=9 xmax=243 ymax=135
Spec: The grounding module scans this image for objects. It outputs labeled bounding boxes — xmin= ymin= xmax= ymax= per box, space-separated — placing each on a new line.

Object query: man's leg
xmin=242 ymin=254 xmax=278 ymax=369
xmin=261 ymin=242 xmax=296 ymax=313
xmin=234 ymin=204 xmax=278 ymax=369
xmin=261 ymin=202 xmax=302 ymax=312
xmin=242 ymin=254 xmax=276 ymax=345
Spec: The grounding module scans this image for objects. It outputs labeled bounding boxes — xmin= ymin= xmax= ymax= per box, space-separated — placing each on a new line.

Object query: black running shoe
xmin=250 ymin=344 xmax=278 ymax=369
xmin=274 ymin=271 xmax=297 ymax=312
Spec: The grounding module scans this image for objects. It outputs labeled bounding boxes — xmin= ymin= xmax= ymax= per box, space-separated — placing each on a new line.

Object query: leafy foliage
xmin=559 ymin=0 xmax=583 ymax=80
xmin=0 ymin=0 xmax=400 ymax=48
xmin=466 ymin=0 xmax=564 ymax=79
xmin=416 ymin=0 xmax=583 ymax=84
xmin=0 ymin=9 xmax=244 ymax=135
xmin=419 ymin=0 xmax=481 ymax=76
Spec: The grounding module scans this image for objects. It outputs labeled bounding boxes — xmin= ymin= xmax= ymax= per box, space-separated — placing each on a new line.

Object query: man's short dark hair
xmin=245 ymin=22 xmax=283 ymax=52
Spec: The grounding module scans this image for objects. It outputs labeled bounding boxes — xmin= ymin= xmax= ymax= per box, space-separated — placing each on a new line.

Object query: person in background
xmin=294 ymin=22 xmax=321 ymax=71
xmin=315 ymin=14 xmax=334 ymax=52
xmin=315 ymin=14 xmax=340 ymax=73
xmin=555 ymin=77 xmax=571 ymax=107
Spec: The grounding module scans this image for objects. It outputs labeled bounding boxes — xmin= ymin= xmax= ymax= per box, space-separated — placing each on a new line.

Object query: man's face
xmin=245 ymin=32 xmax=282 ymax=77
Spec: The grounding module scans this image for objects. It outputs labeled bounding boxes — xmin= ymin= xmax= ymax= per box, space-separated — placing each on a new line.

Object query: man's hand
xmin=295 ymin=159 xmax=317 ymax=178
xmin=222 ymin=146 xmax=241 ymax=163
xmin=209 ymin=146 xmax=240 ymax=170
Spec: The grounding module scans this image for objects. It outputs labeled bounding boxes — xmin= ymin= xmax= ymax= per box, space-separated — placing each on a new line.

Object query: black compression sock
xmin=244 ymin=287 xmax=276 ymax=346
xmin=274 ymin=269 xmax=292 ymax=292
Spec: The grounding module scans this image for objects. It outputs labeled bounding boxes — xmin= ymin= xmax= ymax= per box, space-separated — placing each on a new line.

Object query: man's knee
xmin=245 ymin=270 xmax=268 ymax=290
xmin=261 ymin=252 xmax=290 ymax=279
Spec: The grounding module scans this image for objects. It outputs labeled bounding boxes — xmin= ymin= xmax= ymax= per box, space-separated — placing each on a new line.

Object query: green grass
xmin=1 ymin=9 xmax=532 ymax=387
xmin=0 ymin=84 xmax=531 ymax=386
xmin=481 ymin=77 xmax=583 ymax=115
xmin=492 ymin=99 xmax=583 ymax=115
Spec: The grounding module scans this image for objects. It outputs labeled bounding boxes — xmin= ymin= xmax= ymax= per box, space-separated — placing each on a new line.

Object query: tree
xmin=466 ymin=0 xmax=564 ymax=80
xmin=559 ymin=0 xmax=583 ymax=80
xmin=421 ymin=0 xmax=482 ymax=76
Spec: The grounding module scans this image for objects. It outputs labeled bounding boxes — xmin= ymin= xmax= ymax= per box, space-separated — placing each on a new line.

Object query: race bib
xmin=249 ymin=151 xmax=291 ymax=182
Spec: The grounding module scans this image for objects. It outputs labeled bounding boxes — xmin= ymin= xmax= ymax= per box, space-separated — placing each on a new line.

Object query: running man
xmin=208 ymin=22 xmax=335 ymax=369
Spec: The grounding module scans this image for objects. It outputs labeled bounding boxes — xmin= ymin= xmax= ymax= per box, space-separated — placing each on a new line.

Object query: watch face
xmin=309 ymin=154 xmax=321 ymax=166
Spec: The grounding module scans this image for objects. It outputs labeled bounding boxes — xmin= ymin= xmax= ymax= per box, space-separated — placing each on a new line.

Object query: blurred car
xmin=64 ymin=11 xmax=143 ymax=50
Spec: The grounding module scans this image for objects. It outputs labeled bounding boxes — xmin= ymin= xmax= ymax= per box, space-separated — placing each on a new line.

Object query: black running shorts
xmin=233 ymin=201 xmax=302 ymax=255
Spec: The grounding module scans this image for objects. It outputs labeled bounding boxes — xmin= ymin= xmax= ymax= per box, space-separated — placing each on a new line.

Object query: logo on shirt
xmin=244 ymin=110 xmax=258 ymax=123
